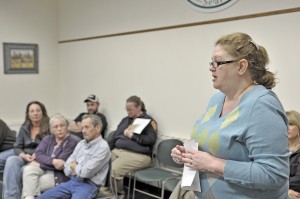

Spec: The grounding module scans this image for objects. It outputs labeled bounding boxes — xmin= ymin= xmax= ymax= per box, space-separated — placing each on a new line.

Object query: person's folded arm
xmin=131 ymin=120 xmax=157 ymax=146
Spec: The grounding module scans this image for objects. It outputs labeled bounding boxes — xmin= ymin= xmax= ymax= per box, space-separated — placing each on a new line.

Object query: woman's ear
xmin=238 ymin=59 xmax=249 ymax=75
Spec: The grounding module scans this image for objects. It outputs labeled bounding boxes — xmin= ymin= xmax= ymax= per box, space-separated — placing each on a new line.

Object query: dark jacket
xmin=108 ymin=112 xmax=157 ymax=155
xmin=35 ymin=134 xmax=78 ymax=185
xmin=14 ymin=123 xmax=47 ymax=156
xmin=290 ymin=147 xmax=300 ymax=192
xmin=0 ymin=119 xmax=16 ymax=152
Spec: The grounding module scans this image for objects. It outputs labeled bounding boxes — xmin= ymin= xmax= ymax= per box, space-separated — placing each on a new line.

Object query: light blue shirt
xmin=64 ymin=136 xmax=111 ymax=186
xmin=192 ymin=85 xmax=289 ymax=199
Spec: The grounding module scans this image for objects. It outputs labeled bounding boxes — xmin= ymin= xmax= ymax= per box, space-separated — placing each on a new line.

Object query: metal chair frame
xmin=132 ymin=139 xmax=183 ymax=199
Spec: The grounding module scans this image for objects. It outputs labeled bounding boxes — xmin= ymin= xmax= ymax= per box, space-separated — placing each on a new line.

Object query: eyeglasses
xmin=52 ymin=124 xmax=66 ymax=129
xmin=209 ymin=60 xmax=239 ymax=69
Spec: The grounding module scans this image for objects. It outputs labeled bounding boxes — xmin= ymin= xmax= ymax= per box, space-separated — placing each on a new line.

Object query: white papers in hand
xmin=130 ymin=118 xmax=151 ymax=134
xmin=181 ymin=140 xmax=201 ymax=192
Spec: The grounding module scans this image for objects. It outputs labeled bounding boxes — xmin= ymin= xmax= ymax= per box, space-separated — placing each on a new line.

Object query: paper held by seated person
xmin=128 ymin=118 xmax=151 ymax=134
xmin=181 ymin=140 xmax=201 ymax=192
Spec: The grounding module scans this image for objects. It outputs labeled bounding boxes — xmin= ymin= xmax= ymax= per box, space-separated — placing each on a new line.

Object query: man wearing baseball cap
xmin=68 ymin=94 xmax=107 ymax=139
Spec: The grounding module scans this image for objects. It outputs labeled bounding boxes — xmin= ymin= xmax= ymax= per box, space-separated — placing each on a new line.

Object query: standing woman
xmin=3 ymin=101 xmax=50 ymax=199
xmin=171 ymin=32 xmax=289 ymax=198
xmin=287 ymin=110 xmax=300 ymax=199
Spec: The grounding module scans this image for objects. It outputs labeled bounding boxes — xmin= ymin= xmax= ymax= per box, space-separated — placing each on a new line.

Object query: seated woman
xmin=22 ymin=114 xmax=78 ymax=199
xmin=287 ymin=110 xmax=300 ymax=199
xmin=108 ymin=95 xmax=157 ymax=197
xmin=3 ymin=101 xmax=50 ymax=199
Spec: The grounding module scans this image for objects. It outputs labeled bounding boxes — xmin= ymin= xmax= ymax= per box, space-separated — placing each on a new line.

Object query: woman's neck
xmin=31 ymin=121 xmax=40 ymax=127
xmin=134 ymin=111 xmax=144 ymax=118
xmin=56 ymin=135 xmax=67 ymax=145
xmin=221 ymin=82 xmax=255 ymax=116
xmin=225 ymin=82 xmax=255 ymax=101
xmin=289 ymin=138 xmax=300 ymax=152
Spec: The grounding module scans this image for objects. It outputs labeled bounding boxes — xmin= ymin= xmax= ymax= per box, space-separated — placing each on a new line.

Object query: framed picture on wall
xmin=3 ymin=43 xmax=39 ymax=74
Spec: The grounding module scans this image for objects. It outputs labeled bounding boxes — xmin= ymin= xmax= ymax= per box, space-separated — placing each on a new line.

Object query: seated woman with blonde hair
xmin=287 ymin=110 xmax=300 ymax=199
xmin=22 ymin=114 xmax=78 ymax=199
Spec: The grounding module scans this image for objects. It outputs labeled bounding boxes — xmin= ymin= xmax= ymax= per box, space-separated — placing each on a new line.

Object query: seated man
xmin=37 ymin=114 xmax=111 ymax=199
xmin=108 ymin=95 xmax=158 ymax=197
xmin=0 ymin=119 xmax=16 ymax=170
xmin=68 ymin=94 xmax=107 ymax=139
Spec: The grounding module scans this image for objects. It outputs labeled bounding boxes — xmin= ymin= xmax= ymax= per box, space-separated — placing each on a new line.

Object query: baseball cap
xmin=84 ymin=94 xmax=99 ymax=103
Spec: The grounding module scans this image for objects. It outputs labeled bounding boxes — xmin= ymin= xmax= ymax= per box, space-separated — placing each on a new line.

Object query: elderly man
xmin=37 ymin=114 xmax=111 ymax=199
xmin=68 ymin=94 xmax=108 ymax=139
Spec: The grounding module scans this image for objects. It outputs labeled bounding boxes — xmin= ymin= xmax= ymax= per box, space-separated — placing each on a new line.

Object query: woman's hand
xmin=31 ymin=153 xmax=36 ymax=160
xmin=124 ymin=127 xmax=134 ymax=138
xmin=182 ymin=149 xmax=226 ymax=177
xmin=171 ymin=145 xmax=185 ymax=164
xmin=29 ymin=160 xmax=40 ymax=167
xmin=289 ymin=189 xmax=300 ymax=198
xmin=52 ymin=159 xmax=65 ymax=170
xmin=19 ymin=153 xmax=35 ymax=162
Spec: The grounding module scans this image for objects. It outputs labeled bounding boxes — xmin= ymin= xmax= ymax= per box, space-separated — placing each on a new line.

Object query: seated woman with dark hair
xmin=22 ymin=114 xmax=78 ymax=199
xmin=4 ymin=101 xmax=50 ymax=199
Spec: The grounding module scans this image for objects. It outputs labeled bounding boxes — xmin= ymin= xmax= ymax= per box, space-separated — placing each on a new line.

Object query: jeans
xmin=36 ymin=176 xmax=99 ymax=199
xmin=3 ymin=155 xmax=27 ymax=199
xmin=0 ymin=148 xmax=14 ymax=170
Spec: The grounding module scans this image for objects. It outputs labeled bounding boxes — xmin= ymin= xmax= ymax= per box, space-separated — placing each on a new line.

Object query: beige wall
xmin=1 ymin=0 xmax=300 ymax=138
xmin=58 ymin=0 xmax=300 ymax=40
xmin=0 ymin=0 xmax=59 ymax=131
xmin=58 ymin=1 xmax=300 ymax=139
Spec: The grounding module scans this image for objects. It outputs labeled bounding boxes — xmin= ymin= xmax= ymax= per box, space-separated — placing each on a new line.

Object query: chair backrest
xmin=105 ymin=130 xmax=116 ymax=142
xmin=0 ymin=180 xmax=4 ymax=199
xmin=156 ymin=139 xmax=184 ymax=169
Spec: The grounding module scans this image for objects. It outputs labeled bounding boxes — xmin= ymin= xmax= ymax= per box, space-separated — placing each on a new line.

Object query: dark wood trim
xmin=59 ymin=7 xmax=300 ymax=44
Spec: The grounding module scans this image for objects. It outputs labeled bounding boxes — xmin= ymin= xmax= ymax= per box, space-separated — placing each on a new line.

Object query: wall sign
xmin=186 ymin=0 xmax=239 ymax=13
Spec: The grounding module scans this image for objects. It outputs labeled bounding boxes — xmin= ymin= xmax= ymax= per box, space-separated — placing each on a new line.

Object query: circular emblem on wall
xmin=186 ymin=0 xmax=240 ymax=13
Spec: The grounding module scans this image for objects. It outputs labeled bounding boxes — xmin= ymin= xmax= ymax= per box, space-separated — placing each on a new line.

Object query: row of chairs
xmin=123 ymin=138 xmax=184 ymax=199
xmin=0 ymin=135 xmax=183 ymax=199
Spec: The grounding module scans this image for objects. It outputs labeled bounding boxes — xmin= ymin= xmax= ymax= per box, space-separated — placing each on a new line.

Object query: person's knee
xmin=111 ymin=169 xmax=123 ymax=180
xmin=6 ymin=156 xmax=22 ymax=165
xmin=23 ymin=164 xmax=36 ymax=175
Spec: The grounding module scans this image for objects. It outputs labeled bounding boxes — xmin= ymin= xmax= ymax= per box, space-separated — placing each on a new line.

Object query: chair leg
xmin=160 ymin=182 xmax=166 ymax=199
xmin=132 ymin=176 xmax=137 ymax=199
xmin=126 ymin=174 xmax=132 ymax=199
xmin=111 ymin=171 xmax=118 ymax=198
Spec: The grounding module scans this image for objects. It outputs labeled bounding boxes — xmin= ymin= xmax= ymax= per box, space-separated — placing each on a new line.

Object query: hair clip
xmin=249 ymin=40 xmax=259 ymax=51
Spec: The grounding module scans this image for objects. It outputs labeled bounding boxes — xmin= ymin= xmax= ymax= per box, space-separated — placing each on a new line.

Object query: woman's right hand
xmin=288 ymin=189 xmax=300 ymax=198
xmin=171 ymin=145 xmax=185 ymax=164
xmin=19 ymin=153 xmax=35 ymax=162
xmin=52 ymin=159 xmax=65 ymax=170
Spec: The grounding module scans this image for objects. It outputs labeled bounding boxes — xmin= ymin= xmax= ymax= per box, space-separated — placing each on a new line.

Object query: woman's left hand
xmin=124 ymin=127 xmax=134 ymax=138
xmin=288 ymin=189 xmax=300 ymax=198
xmin=30 ymin=160 xmax=40 ymax=167
xmin=31 ymin=153 xmax=36 ymax=160
xmin=182 ymin=149 xmax=226 ymax=176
